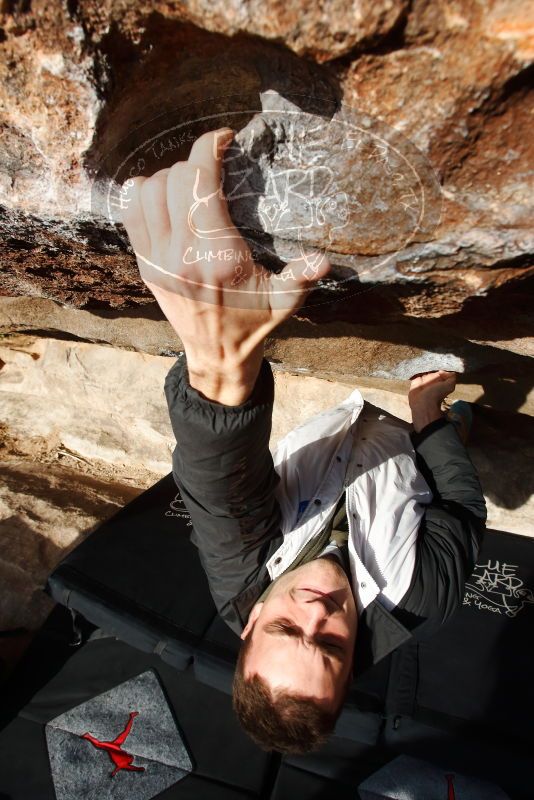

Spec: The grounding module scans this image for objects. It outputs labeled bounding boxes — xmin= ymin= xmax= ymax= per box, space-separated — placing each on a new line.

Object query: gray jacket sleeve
xmin=395 ymin=416 xmax=487 ymax=633
xmin=164 ymin=353 xmax=284 ymax=633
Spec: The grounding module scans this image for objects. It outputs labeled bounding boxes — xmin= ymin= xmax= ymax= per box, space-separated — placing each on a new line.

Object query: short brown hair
xmin=232 ymin=631 xmax=347 ymax=754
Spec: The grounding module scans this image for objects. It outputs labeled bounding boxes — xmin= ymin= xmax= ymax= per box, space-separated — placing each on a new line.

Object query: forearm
xmin=186 ymin=341 xmax=265 ymax=406
xmin=164 ymin=351 xmax=282 ymax=540
xmin=411 ymin=418 xmax=486 ymax=521
xmin=397 ymin=418 xmax=486 ymax=631
xmin=164 ymin=351 xmax=284 ymax=627
xmin=395 ymin=504 xmax=484 ymax=634
xmin=410 ymin=398 xmax=443 ymax=433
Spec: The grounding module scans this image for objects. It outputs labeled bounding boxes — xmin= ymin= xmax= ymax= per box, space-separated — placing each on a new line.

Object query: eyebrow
xmin=263 ymin=617 xmax=346 ymax=661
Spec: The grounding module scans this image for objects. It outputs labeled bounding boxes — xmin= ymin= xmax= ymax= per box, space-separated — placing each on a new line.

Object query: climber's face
xmin=240 ymin=557 xmax=357 ymax=711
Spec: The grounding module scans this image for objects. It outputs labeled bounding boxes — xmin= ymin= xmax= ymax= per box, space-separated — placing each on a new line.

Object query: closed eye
xmin=267 ymin=621 xmax=299 ymax=637
xmin=317 ymin=637 xmax=345 ymax=655
xmin=264 ymin=619 xmax=346 ymax=660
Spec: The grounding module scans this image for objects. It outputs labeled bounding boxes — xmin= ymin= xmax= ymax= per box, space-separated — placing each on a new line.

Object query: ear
xmin=240 ymin=602 xmax=263 ymax=640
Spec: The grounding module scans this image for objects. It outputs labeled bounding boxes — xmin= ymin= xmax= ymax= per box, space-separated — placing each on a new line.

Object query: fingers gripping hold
xmin=408 ymin=370 xmax=457 ymax=409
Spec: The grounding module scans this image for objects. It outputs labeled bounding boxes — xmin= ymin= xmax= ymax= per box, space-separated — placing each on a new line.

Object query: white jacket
xmin=268 ymin=390 xmax=433 ymax=614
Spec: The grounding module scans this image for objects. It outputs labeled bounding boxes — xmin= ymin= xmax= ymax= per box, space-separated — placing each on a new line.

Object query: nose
xmin=292 ymin=589 xmax=335 ymax=629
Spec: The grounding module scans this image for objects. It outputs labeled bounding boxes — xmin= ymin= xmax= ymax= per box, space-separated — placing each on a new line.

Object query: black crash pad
xmin=0 ymin=628 xmax=275 ymax=800
xmin=47 ymin=473 xmax=226 ymax=672
xmin=0 ymin=614 xmax=388 ymax=800
xmin=40 ymin=471 xmax=534 ymax=798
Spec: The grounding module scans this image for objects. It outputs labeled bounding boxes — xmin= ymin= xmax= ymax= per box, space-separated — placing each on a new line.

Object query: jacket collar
xmin=353 ymin=599 xmax=413 ymax=675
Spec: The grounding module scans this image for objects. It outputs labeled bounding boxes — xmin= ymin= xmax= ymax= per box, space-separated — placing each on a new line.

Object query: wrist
xmin=410 ymin=402 xmax=444 ymax=433
xmin=184 ymin=345 xmax=264 ymax=406
xmin=188 ymin=370 xmax=258 ymax=406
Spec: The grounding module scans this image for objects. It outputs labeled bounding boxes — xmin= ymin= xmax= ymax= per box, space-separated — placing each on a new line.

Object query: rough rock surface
xmin=0 ymin=0 xmax=532 ymax=330
xmin=170 ymin=0 xmax=410 ymax=63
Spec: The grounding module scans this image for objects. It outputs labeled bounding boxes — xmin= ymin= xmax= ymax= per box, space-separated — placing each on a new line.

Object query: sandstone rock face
xmin=0 ymin=335 xmax=175 ymax=479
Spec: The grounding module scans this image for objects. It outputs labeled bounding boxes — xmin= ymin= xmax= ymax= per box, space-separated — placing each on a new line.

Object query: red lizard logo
xmin=81 ymin=711 xmax=146 ymax=777
xmin=445 ymin=773 xmax=456 ymax=800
